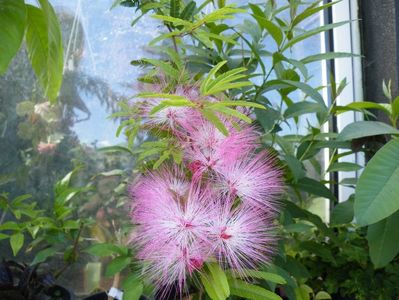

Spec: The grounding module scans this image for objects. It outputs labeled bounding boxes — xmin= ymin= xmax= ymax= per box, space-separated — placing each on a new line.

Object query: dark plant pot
xmin=82 ymin=292 xmax=108 ymax=300
xmin=330 ymin=294 xmax=356 ymax=300
xmin=0 ymin=284 xmax=75 ymax=300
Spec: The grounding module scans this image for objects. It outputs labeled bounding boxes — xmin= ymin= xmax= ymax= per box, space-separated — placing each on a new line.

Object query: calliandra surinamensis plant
xmin=127 ymin=65 xmax=284 ymax=296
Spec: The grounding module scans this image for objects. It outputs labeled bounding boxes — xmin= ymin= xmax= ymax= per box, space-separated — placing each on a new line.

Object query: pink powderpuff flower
xmin=140 ymin=241 xmax=208 ymax=296
xmin=182 ymin=118 xmax=259 ymax=178
xmin=209 ymin=202 xmax=277 ymax=275
xmin=134 ymin=186 xmax=214 ymax=252
xmin=138 ymin=84 xmax=205 ymax=131
xmin=213 ymin=151 xmax=283 ymax=212
xmin=129 ymin=166 xmax=190 ymax=223
xmin=130 ymin=171 xmax=216 ymax=291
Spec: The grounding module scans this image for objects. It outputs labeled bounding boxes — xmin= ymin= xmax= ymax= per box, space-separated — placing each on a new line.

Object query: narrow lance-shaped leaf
xmin=200 ymin=60 xmax=227 ymax=95
xmin=282 ymin=21 xmax=349 ymax=51
xmin=252 ymin=15 xmax=283 ymax=46
xmin=200 ymin=263 xmax=230 ymax=300
xmin=170 ymin=0 xmax=180 ymax=18
xmin=301 ymin=52 xmax=357 ymax=64
xmin=201 ymin=108 xmax=228 ymax=136
xmin=229 ymin=278 xmax=282 ymax=300
xmin=292 ymin=1 xmax=339 ymax=27
xmin=180 ymin=1 xmax=196 ymax=20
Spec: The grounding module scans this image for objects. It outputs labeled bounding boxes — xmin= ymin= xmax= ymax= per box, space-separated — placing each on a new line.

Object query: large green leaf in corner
xmin=355 ymin=139 xmax=399 ymax=226
xmin=367 ymin=210 xmax=399 ymax=268
xmin=25 ymin=0 xmax=63 ymax=103
xmin=0 ymin=0 xmax=27 ymax=74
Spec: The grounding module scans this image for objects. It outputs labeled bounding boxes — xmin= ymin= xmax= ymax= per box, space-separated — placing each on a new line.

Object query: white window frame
xmin=331 ymin=0 xmax=364 ymax=202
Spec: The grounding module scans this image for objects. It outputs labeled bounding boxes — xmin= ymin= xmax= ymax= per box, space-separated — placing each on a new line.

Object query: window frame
xmin=329 ymin=0 xmax=364 ymax=203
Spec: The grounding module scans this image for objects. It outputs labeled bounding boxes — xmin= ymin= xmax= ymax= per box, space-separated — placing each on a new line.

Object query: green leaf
xmin=296 ymin=177 xmax=335 ymax=200
xmin=200 ymin=60 xmax=227 ymax=95
xmin=123 ymin=283 xmax=143 ymax=300
xmin=327 ymin=162 xmax=362 ymax=173
xmin=335 ymin=101 xmax=391 ymax=115
xmin=238 ymin=270 xmax=286 ymax=285
xmin=252 ymin=15 xmax=283 ymax=46
xmin=208 ymin=263 xmax=229 ymax=297
xmin=212 ymin=101 xmax=265 ymax=109
xmin=202 ymin=67 xmax=252 ymax=95
xmin=283 ymin=21 xmax=349 ymax=51
xmin=201 ymin=263 xmax=229 ymax=300
xmin=295 ymin=285 xmax=311 ymax=300
xmin=153 ymin=150 xmax=171 ymax=169
xmin=63 ymin=220 xmax=81 ymax=229
xmin=301 ymin=52 xmax=356 ymax=64
xmin=284 ymin=222 xmax=314 ymax=233
xmin=122 ymin=275 xmax=143 ymax=300
xmin=315 ymin=291 xmax=332 ymax=300
xmin=86 ymin=243 xmax=126 ymax=257
xmin=255 ymin=108 xmax=280 ymax=133
xmin=201 ymin=108 xmax=228 ymax=135
xmin=152 ymin=14 xmax=192 ymax=27
xmin=141 ymin=58 xmax=180 ymax=79
xmin=229 ymin=278 xmax=282 ymax=300
xmin=170 ymin=0 xmax=180 ymax=18
xmin=367 ymin=210 xmax=399 ymax=268
xmin=355 ymin=139 xmax=399 ymax=225
xmin=180 ymin=1 xmax=196 ymax=20
xmin=149 ymin=30 xmax=182 ymax=46
xmin=212 ymin=106 xmax=252 ymax=123
xmin=149 ymin=98 xmax=194 ymax=115
xmin=105 ymin=256 xmax=132 ymax=277
xmin=392 ymin=96 xmax=399 ymax=117
xmin=292 ymin=1 xmax=338 ymax=27
xmin=248 ymin=3 xmax=264 ymax=18
xmin=331 ymin=198 xmax=354 ymax=224
xmin=285 ymin=154 xmax=306 ymax=182
xmin=284 ymin=101 xmax=326 ymax=118
xmin=281 ymin=80 xmax=326 ymax=107
xmin=25 ymin=1 xmax=63 ymax=103
xmin=32 ymin=247 xmax=58 ymax=264
xmin=98 ymin=145 xmax=134 ymax=156
xmin=159 ymin=46 xmax=184 ymax=71
xmin=0 ymin=221 xmax=20 ymax=231
xmin=0 ymin=0 xmax=26 ymax=74
xmin=337 ymin=121 xmax=399 ymax=141
xmin=10 ymin=233 xmax=24 ymax=256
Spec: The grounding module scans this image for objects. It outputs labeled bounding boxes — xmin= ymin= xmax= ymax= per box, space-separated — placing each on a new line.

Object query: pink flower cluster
xmin=128 ymin=85 xmax=283 ymax=294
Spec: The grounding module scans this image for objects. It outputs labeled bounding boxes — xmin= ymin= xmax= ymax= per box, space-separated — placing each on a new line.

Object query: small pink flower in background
xmin=37 ymin=142 xmax=57 ymax=154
